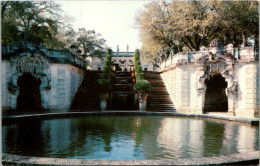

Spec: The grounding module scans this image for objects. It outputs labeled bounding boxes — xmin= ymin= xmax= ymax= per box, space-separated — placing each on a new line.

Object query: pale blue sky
xmin=59 ymin=1 xmax=148 ymax=52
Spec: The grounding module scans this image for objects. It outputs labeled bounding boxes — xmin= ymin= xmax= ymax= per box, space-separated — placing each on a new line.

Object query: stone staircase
xmin=144 ymin=71 xmax=176 ymax=112
xmin=70 ymin=71 xmax=101 ymax=111
xmin=110 ymin=71 xmax=138 ymax=110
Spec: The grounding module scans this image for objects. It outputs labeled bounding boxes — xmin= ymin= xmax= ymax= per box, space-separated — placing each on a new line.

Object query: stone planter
xmin=137 ymin=91 xmax=148 ymax=111
xmin=99 ymin=93 xmax=108 ymax=111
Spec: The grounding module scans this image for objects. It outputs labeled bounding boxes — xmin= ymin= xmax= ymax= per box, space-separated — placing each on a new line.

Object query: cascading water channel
xmin=109 ymin=65 xmax=138 ymax=110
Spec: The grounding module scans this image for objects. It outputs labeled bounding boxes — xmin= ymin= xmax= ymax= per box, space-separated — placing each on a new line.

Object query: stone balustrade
xmin=159 ymin=46 xmax=259 ymax=118
xmin=160 ymin=47 xmax=258 ymax=71
xmin=2 ymin=44 xmax=86 ymax=69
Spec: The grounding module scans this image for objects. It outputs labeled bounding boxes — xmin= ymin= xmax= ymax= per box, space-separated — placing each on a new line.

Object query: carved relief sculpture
xmin=8 ymin=52 xmax=51 ymax=95
xmin=197 ymin=52 xmax=238 ymax=97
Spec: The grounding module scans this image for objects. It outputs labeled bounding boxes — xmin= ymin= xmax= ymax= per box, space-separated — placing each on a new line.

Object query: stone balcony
xmin=2 ymin=43 xmax=86 ymax=69
xmin=160 ymin=47 xmax=258 ymax=71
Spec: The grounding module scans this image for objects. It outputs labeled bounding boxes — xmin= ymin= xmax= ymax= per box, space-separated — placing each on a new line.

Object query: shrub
xmin=134 ymin=49 xmax=140 ymax=58
xmin=107 ymin=48 xmax=112 ymax=55
xmin=136 ymin=65 xmax=143 ymax=73
xmin=97 ymin=78 xmax=111 ymax=93
xmin=104 ymin=60 xmax=110 ymax=68
xmin=137 ymin=72 xmax=144 ymax=81
xmin=106 ymin=55 xmax=112 ymax=62
xmin=134 ymin=80 xmax=151 ymax=93
xmin=102 ymin=65 xmax=110 ymax=74
xmin=135 ymin=60 xmax=141 ymax=68
xmin=101 ymin=72 xmax=109 ymax=79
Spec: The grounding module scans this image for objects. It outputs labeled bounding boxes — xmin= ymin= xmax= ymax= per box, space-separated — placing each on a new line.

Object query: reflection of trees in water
xmin=3 ymin=116 xmax=258 ymax=159
xmin=4 ymin=119 xmax=45 ymax=156
xmin=64 ymin=116 xmax=164 ymax=158
xmin=203 ymin=120 xmax=226 ymax=157
xmin=132 ymin=116 xmax=164 ymax=159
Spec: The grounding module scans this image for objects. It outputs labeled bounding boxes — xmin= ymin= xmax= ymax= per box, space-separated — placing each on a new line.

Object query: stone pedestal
xmin=138 ymin=92 xmax=148 ymax=111
xmin=99 ymin=93 xmax=108 ymax=111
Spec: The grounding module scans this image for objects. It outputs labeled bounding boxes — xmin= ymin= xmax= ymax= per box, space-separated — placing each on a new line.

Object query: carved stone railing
xmin=2 ymin=44 xmax=86 ymax=69
xmin=159 ymin=47 xmax=258 ymax=71
xmin=159 ymin=51 xmax=207 ymax=71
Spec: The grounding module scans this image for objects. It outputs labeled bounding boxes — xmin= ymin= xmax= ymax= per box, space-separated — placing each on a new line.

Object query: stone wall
xmin=1 ymin=61 xmax=84 ymax=113
xmin=46 ymin=64 xmax=84 ymax=112
xmin=160 ymin=47 xmax=259 ymax=118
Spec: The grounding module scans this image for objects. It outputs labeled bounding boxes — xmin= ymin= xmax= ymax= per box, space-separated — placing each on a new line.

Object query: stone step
xmin=148 ymin=93 xmax=170 ymax=96
xmin=147 ymin=100 xmax=172 ymax=104
xmin=148 ymin=97 xmax=172 ymax=100
xmin=148 ymin=103 xmax=174 ymax=105
xmin=148 ymin=91 xmax=169 ymax=94
xmin=147 ymin=110 xmax=176 ymax=112
xmin=147 ymin=108 xmax=176 ymax=111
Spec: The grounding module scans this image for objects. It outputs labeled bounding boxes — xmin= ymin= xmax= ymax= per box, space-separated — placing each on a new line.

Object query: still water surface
xmin=2 ymin=115 xmax=259 ymax=160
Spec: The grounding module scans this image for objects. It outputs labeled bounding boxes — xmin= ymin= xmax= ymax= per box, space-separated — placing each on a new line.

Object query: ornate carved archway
xmin=7 ymin=51 xmax=51 ymax=109
xmin=196 ymin=52 xmax=238 ymax=114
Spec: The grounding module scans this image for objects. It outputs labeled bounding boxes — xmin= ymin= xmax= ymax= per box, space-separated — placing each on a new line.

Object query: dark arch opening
xmin=204 ymin=74 xmax=228 ymax=113
xmin=17 ymin=73 xmax=43 ymax=112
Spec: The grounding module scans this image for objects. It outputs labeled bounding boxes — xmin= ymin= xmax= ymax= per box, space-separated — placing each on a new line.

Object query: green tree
xmin=136 ymin=1 xmax=259 ymax=62
xmin=2 ymin=2 xmax=61 ymax=45
xmin=76 ymin=28 xmax=106 ymax=59
xmin=1 ymin=1 xmax=76 ymax=49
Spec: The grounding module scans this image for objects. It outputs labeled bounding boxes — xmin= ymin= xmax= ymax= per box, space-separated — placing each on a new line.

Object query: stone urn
xmin=99 ymin=93 xmax=108 ymax=111
xmin=137 ymin=90 xmax=148 ymax=111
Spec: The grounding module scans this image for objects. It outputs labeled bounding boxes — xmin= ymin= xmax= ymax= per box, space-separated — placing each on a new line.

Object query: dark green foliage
xmin=104 ymin=60 xmax=111 ymax=68
xmin=134 ymin=80 xmax=151 ymax=93
xmin=98 ymin=47 xmax=112 ymax=91
xmin=101 ymin=72 xmax=109 ymax=79
xmin=136 ymin=65 xmax=143 ymax=73
xmin=137 ymin=73 xmax=144 ymax=81
xmin=102 ymin=66 xmax=110 ymax=73
xmin=97 ymin=78 xmax=111 ymax=93
xmin=135 ymin=61 xmax=141 ymax=68
xmin=134 ymin=49 xmax=151 ymax=92
xmin=107 ymin=48 xmax=112 ymax=55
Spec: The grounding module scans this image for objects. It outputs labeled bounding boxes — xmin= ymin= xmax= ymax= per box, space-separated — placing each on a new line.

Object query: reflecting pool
xmin=2 ymin=115 xmax=259 ymax=160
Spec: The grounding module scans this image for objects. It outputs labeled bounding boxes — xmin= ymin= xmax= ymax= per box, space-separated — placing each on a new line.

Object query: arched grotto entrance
xmin=16 ymin=73 xmax=43 ymax=112
xmin=204 ymin=74 xmax=228 ymax=113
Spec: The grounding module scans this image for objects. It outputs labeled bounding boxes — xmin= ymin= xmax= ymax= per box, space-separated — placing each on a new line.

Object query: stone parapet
xmin=159 ymin=48 xmax=259 ymax=118
xmin=2 ymin=44 xmax=86 ymax=69
xmin=160 ymin=47 xmax=258 ymax=72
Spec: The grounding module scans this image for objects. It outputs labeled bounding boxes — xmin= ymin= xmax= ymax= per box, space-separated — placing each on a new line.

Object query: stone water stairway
xmin=144 ymin=71 xmax=176 ymax=112
xmin=111 ymin=71 xmax=137 ymax=110
xmin=70 ymin=71 xmax=100 ymax=111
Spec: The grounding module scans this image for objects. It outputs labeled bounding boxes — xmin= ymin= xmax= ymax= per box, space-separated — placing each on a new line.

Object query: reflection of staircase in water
xmin=70 ymin=71 xmax=100 ymax=111
xmin=144 ymin=71 xmax=176 ymax=112
xmin=111 ymin=71 xmax=137 ymax=110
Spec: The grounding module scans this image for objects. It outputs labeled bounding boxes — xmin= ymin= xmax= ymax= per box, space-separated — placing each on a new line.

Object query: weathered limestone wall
xmin=235 ymin=63 xmax=259 ymax=117
xmin=1 ymin=61 xmax=84 ymax=112
xmin=161 ymin=65 xmax=200 ymax=113
xmin=46 ymin=64 xmax=84 ymax=112
xmin=2 ymin=61 xmax=15 ymax=110
xmin=160 ymin=47 xmax=259 ymax=118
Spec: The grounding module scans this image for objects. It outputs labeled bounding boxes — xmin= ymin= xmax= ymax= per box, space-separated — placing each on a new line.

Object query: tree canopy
xmin=2 ymin=1 xmax=63 ymax=46
xmin=76 ymin=28 xmax=106 ymax=58
xmin=1 ymin=1 xmax=107 ymax=57
xmin=136 ymin=0 xmax=259 ymax=62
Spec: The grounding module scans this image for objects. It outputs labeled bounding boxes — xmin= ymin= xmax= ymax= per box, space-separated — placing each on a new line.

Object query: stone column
xmin=197 ymin=90 xmax=206 ymax=114
xmin=227 ymin=95 xmax=235 ymax=115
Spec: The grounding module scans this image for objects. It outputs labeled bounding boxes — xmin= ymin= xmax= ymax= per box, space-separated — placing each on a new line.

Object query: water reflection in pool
xmin=2 ymin=116 xmax=259 ymax=160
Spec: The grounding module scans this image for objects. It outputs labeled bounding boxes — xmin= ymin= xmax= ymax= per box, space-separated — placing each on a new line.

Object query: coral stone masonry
xmin=160 ymin=46 xmax=259 ymax=118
